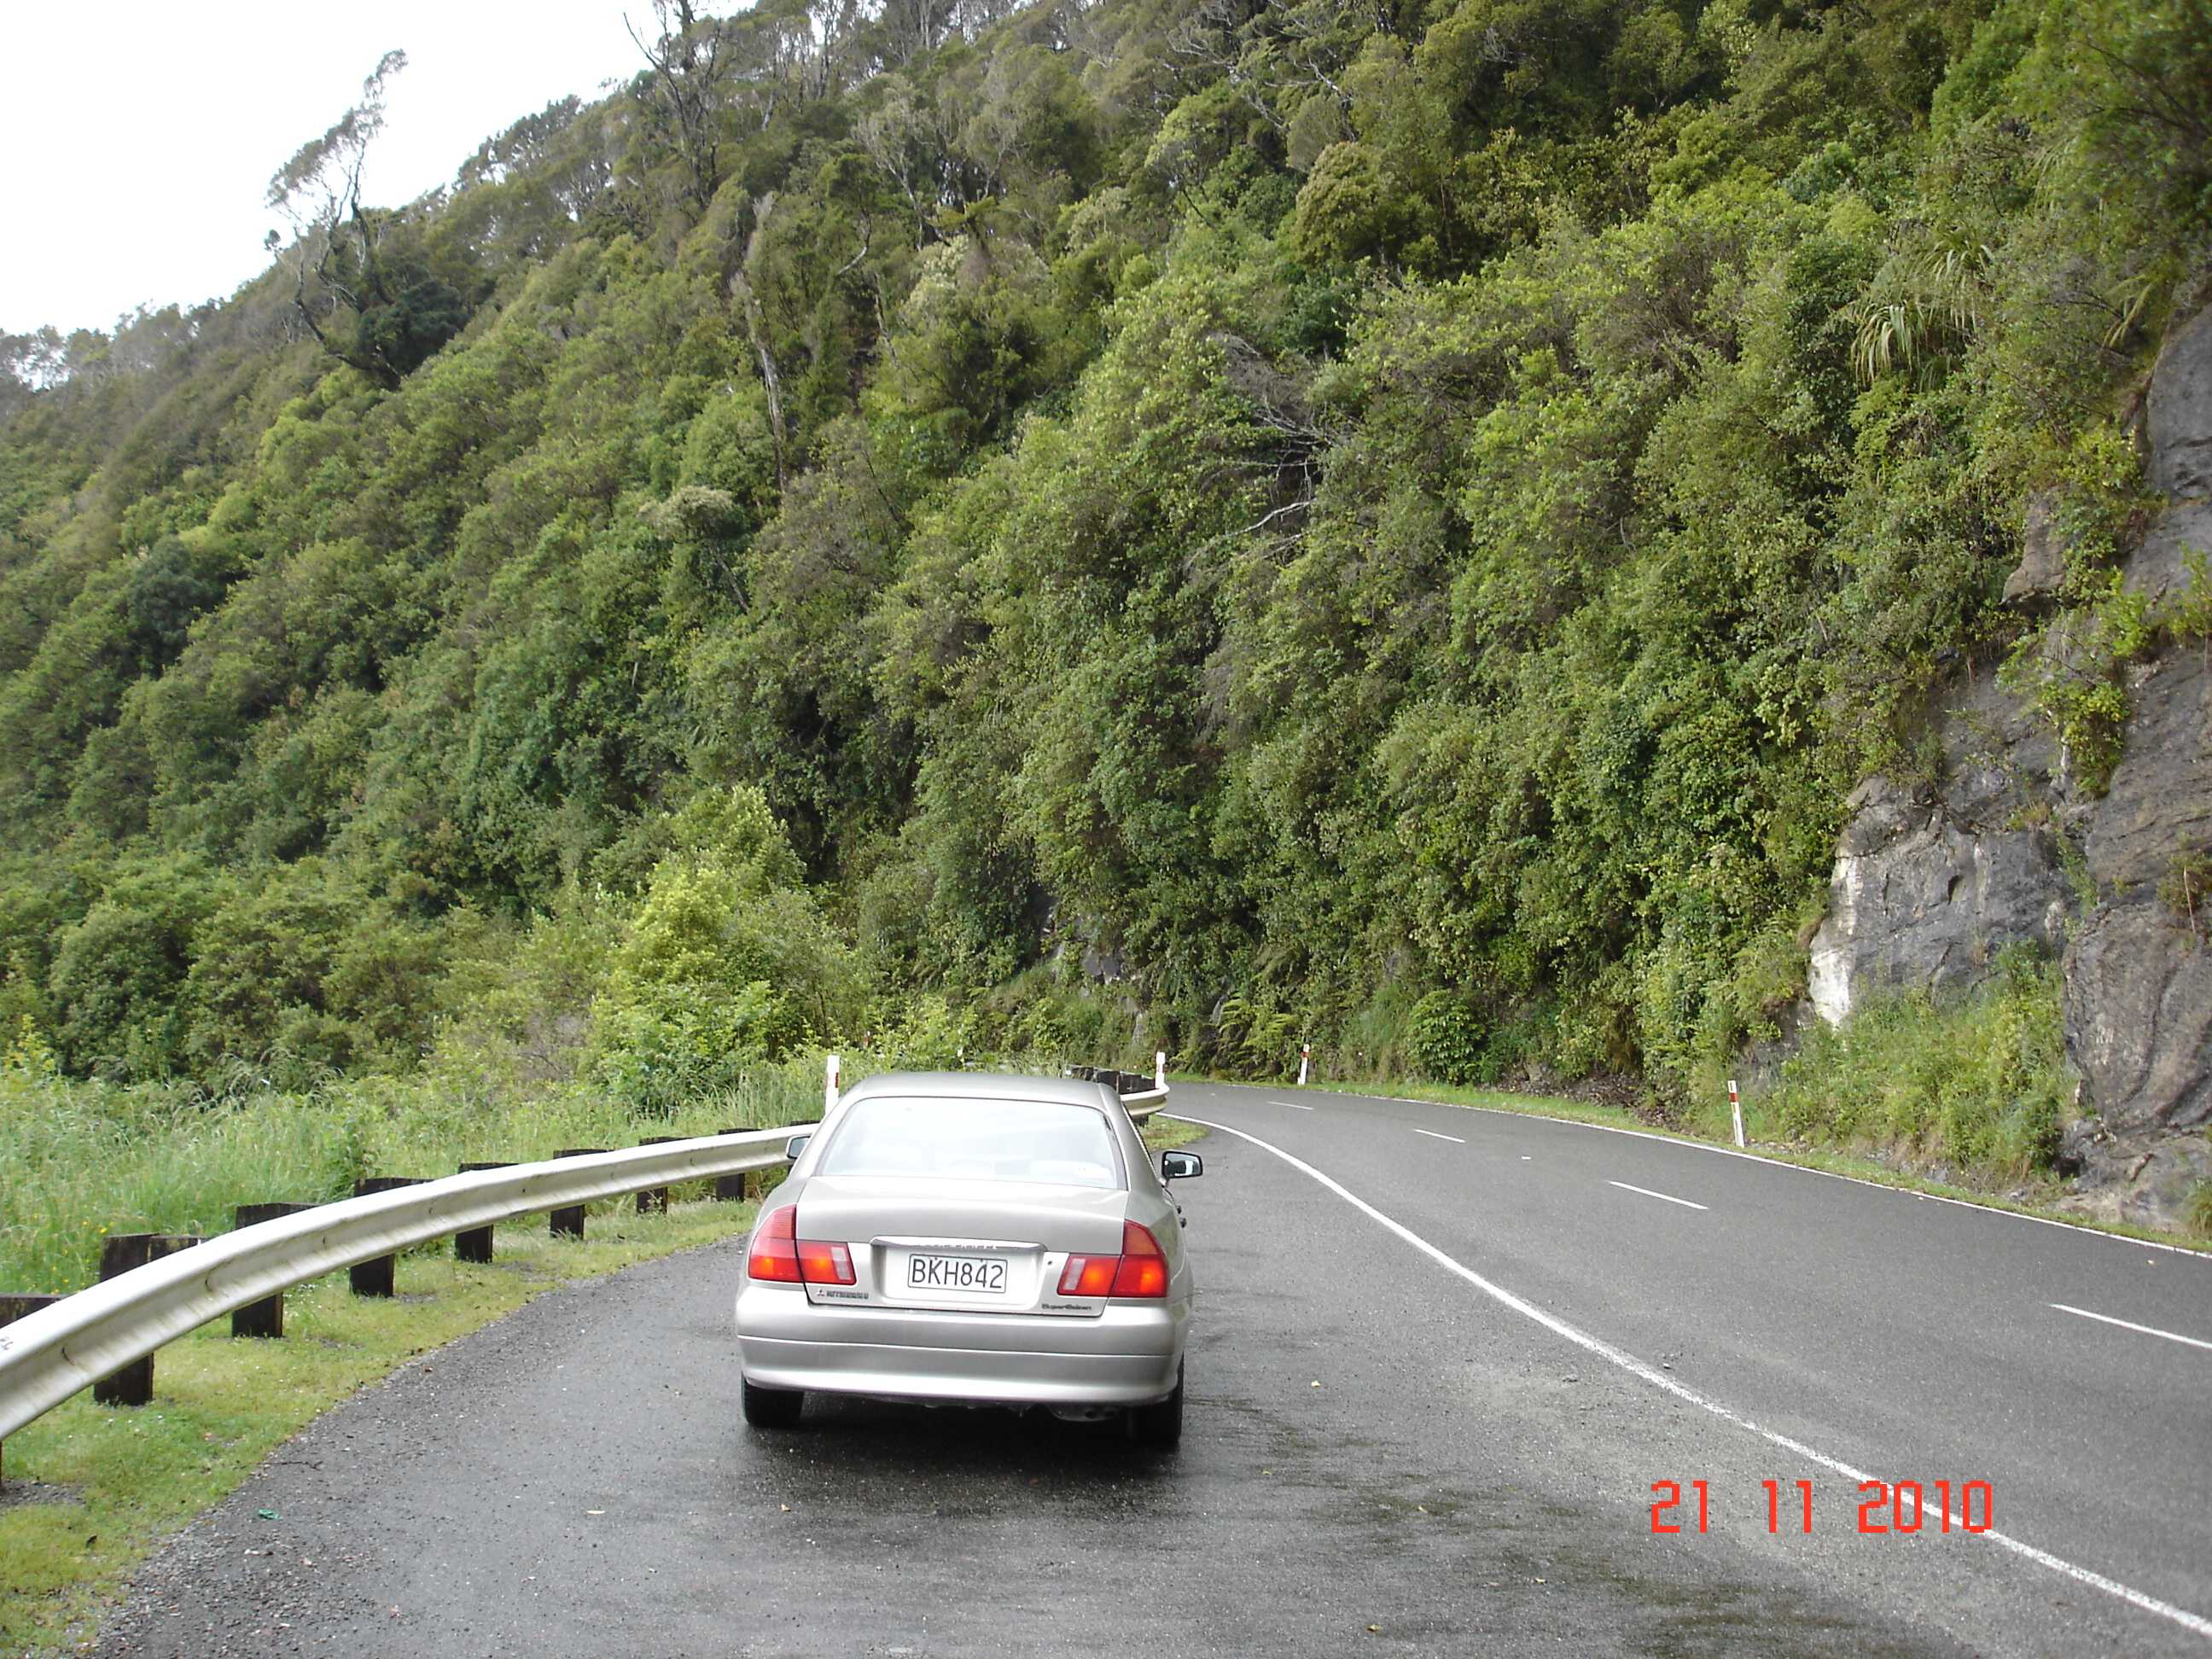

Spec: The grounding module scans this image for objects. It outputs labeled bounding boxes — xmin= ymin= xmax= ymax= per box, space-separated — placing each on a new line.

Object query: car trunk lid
xmin=796 ymin=1175 xmax=1128 ymax=1315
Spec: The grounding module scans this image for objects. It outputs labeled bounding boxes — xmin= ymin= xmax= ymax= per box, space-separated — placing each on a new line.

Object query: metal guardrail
xmin=0 ymin=1077 xmax=1172 ymax=1444
xmin=1121 ymin=1086 xmax=1167 ymax=1121
xmin=0 ymin=1129 xmax=793 ymax=1442
xmin=1071 ymin=1054 xmax=1169 ymax=1120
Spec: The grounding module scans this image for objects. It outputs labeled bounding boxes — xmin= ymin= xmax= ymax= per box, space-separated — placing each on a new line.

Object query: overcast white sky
xmin=0 ymin=3 xmax=667 ymax=336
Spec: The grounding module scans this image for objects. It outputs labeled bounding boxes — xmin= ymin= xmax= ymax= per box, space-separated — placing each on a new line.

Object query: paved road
xmin=99 ymin=1083 xmax=2210 ymax=1656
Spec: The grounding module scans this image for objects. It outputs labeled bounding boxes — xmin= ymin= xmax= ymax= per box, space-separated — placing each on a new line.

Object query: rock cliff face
xmin=1800 ymin=304 xmax=2212 ymax=1229
xmin=1803 ymin=680 xmax=2067 ymax=1027
xmin=2148 ymin=305 xmax=2212 ymax=502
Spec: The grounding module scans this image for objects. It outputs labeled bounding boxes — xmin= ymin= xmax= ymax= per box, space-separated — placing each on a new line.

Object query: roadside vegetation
xmin=1758 ymin=951 xmax=2071 ymax=1182
xmin=4 ymin=0 xmax=2208 ymax=1233
xmin=1198 ymin=945 xmax=2086 ymax=1201
xmin=0 ymin=1030 xmax=827 ymax=1295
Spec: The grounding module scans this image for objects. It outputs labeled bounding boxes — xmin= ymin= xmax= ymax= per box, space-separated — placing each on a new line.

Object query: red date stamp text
xmin=1649 ymin=1479 xmax=1993 ymax=1534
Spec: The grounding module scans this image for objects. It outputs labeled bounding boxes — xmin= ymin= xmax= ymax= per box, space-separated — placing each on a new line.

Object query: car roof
xmin=835 ymin=1070 xmax=1120 ymax=1109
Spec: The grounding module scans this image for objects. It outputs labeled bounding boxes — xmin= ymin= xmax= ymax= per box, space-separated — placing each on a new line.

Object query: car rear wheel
xmin=742 ymin=1376 xmax=805 ymax=1429
xmin=1124 ymin=1365 xmax=1184 ymax=1448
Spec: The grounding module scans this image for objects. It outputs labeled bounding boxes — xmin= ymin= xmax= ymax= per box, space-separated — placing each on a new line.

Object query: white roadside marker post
xmin=1297 ymin=1043 xmax=1311 ymax=1087
xmin=1729 ymin=1078 xmax=1744 ymax=1149
xmin=826 ymin=1053 xmax=841 ymax=1114
xmin=1155 ymin=1050 xmax=1167 ymax=1089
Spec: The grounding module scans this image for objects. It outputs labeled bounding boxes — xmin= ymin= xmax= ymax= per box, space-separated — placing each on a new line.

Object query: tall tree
xmin=628 ymin=1 xmax=730 ymax=213
xmin=265 ymin=50 xmax=408 ymax=361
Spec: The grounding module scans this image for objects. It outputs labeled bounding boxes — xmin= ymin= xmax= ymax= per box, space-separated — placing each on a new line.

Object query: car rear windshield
xmin=814 ymin=1097 xmax=1125 ymax=1189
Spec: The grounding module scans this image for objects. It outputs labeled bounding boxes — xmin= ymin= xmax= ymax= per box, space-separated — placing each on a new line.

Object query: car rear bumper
xmin=735 ymin=1284 xmax=1187 ymax=1406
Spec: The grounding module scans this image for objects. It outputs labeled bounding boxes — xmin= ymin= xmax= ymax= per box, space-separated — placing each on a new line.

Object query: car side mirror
xmin=784 ymin=1134 xmax=811 ymax=1162
xmin=1161 ymin=1150 xmax=1202 ymax=1181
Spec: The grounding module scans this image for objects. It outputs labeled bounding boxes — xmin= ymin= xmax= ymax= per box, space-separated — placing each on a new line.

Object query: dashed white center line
xmin=2052 ymin=1303 xmax=2212 ymax=1352
xmin=1607 ymin=1179 xmax=1708 ymax=1212
xmin=1412 ymin=1128 xmax=1465 ymax=1144
xmin=1269 ymin=1100 xmax=1314 ymax=1109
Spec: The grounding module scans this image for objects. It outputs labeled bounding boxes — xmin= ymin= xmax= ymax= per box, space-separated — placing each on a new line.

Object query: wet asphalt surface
xmin=96 ymin=1084 xmax=2210 ymax=1656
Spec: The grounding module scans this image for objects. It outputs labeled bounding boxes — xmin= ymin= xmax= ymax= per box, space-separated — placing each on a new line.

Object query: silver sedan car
xmin=733 ymin=1071 xmax=1201 ymax=1446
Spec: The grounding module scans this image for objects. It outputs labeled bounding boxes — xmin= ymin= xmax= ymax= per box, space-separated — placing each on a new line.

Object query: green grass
xmin=0 ymin=1198 xmax=757 ymax=1656
xmin=1139 ymin=1114 xmax=1206 ymax=1152
xmin=1755 ymin=953 xmax=2070 ymax=1184
xmin=2186 ymin=1180 xmax=2212 ymax=1243
xmin=0 ymin=1057 xmax=828 ymax=1295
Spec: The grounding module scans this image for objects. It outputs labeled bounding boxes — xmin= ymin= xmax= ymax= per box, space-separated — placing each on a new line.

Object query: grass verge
xmin=1138 ymin=1113 xmax=1207 ymax=1154
xmin=0 ymin=1195 xmax=756 ymax=1656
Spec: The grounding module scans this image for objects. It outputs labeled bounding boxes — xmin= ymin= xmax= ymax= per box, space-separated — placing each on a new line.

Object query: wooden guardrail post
xmin=635 ymin=1137 xmax=678 ymax=1213
xmin=0 ymin=1295 xmax=61 ymax=1489
xmin=348 ymin=1179 xmax=424 ymax=1296
xmin=230 ymin=1204 xmax=312 ymax=1336
xmin=93 ymin=1235 xmax=201 ymax=1405
xmin=455 ymin=1162 xmax=511 ymax=1261
xmin=551 ymin=1150 xmax=607 ymax=1237
xmin=715 ymin=1129 xmax=748 ymax=1201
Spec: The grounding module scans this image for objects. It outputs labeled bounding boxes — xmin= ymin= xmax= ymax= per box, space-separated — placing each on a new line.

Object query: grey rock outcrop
xmin=2065 ymin=901 xmax=2212 ymax=1131
xmin=2122 ymin=500 xmax=2212 ymax=606
xmin=2075 ymin=649 xmax=2212 ymax=905
xmin=1804 ymin=677 xmax=2069 ymax=1026
xmin=2001 ymin=492 xmax=2067 ymax=608
xmin=2061 ymin=305 xmax=2212 ymax=1161
xmin=2146 ymin=303 xmax=2212 ymax=500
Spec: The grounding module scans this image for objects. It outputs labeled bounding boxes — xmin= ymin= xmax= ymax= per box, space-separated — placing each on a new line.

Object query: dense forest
xmin=3 ymin=0 xmax=2205 ymax=1132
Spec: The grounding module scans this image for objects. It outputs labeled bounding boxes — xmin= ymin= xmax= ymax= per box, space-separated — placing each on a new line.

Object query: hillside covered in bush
xmin=3 ymin=0 xmax=2205 ymax=1145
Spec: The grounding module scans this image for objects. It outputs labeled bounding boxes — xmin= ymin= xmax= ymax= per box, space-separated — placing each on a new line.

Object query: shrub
xmin=49 ymin=860 xmax=217 ymax=1079
xmin=1407 ymin=990 xmax=1485 ymax=1086
xmin=587 ymin=787 xmax=862 ymax=1109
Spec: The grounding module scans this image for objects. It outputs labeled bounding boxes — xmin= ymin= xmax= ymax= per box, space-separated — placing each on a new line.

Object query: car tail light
xmin=1057 ymin=1253 xmax=1119 ymax=1296
xmin=797 ymin=1237 xmax=856 ymax=1285
xmin=748 ymin=1205 xmax=802 ymax=1282
xmin=1057 ymin=1222 xmax=1170 ymax=1299
xmin=1111 ymin=1220 xmax=1169 ymax=1298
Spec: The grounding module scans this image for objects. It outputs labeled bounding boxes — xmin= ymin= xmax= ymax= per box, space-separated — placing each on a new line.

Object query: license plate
xmin=905 ymin=1254 xmax=1007 ymax=1294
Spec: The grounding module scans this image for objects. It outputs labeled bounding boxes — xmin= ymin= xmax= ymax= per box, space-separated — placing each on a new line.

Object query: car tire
xmin=742 ymin=1376 xmax=805 ymax=1429
xmin=1125 ymin=1365 xmax=1184 ymax=1448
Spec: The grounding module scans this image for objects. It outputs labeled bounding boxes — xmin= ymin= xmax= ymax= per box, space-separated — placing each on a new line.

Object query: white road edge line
xmin=1412 ymin=1128 xmax=1466 ymax=1144
xmin=1167 ymin=1112 xmax=2212 ymax=1644
xmin=1608 ymin=1179 xmax=1708 ymax=1212
xmin=1291 ymin=1089 xmax=2209 ymax=1261
xmin=2052 ymin=1303 xmax=2212 ymax=1353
